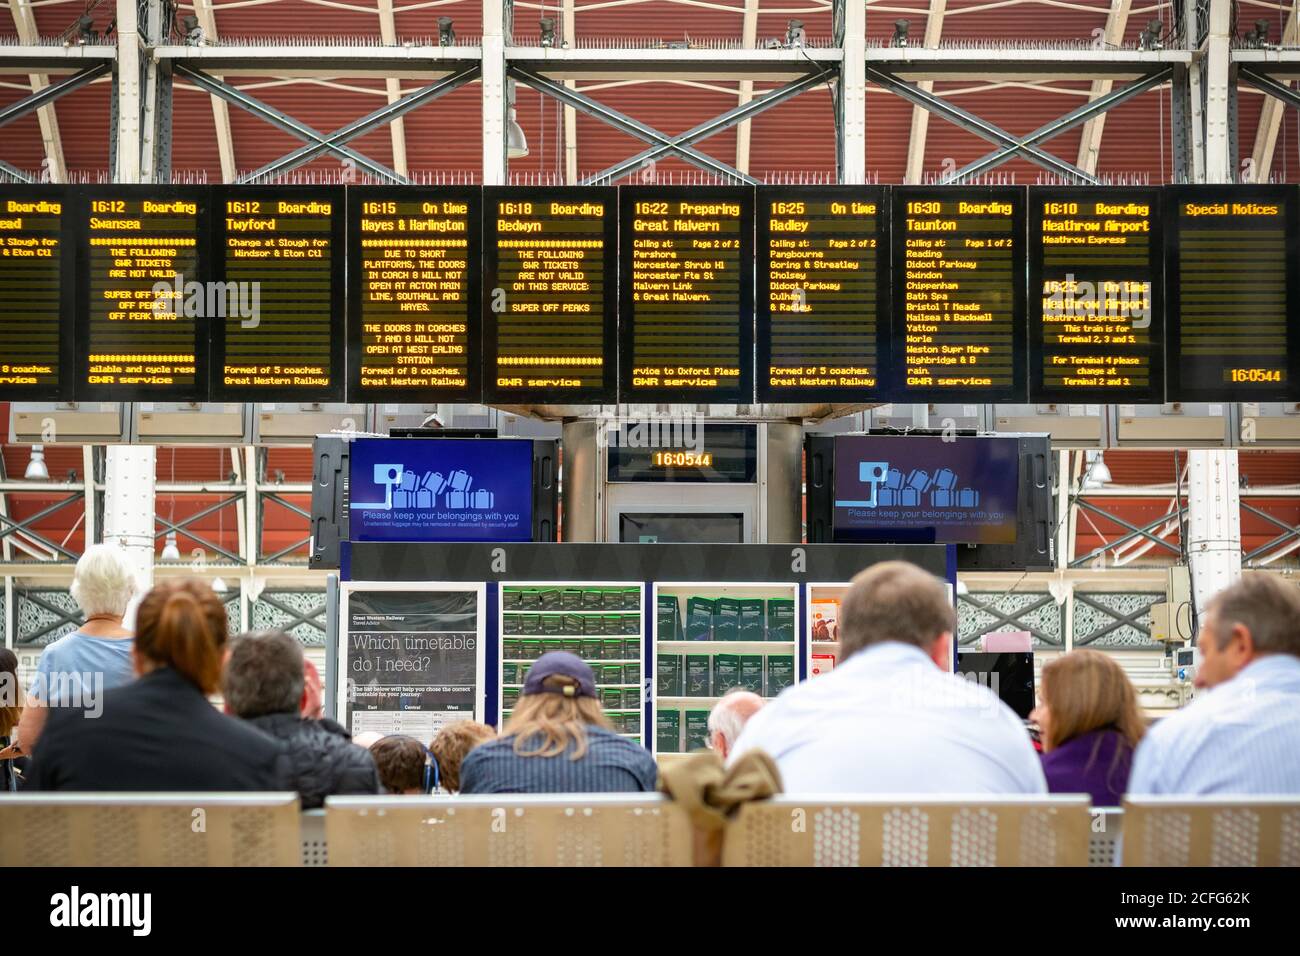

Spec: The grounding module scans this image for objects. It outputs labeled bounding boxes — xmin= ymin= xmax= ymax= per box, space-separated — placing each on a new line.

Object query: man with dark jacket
xmin=223 ymin=630 xmax=379 ymax=808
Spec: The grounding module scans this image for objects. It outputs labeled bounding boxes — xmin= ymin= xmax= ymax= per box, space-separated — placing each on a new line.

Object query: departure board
xmin=1165 ymin=185 xmax=1300 ymax=402
xmin=1028 ymin=187 xmax=1164 ymax=404
xmin=483 ymin=186 xmax=617 ymax=403
xmin=0 ymin=185 xmax=73 ymax=399
xmin=891 ymin=186 xmax=1027 ymax=402
xmin=75 ymin=186 xmax=209 ymax=400
xmin=348 ymin=186 xmax=481 ymax=402
xmin=211 ymin=185 xmax=343 ymax=401
xmin=756 ymin=185 xmax=889 ymax=402
xmin=619 ymin=186 xmax=754 ymax=403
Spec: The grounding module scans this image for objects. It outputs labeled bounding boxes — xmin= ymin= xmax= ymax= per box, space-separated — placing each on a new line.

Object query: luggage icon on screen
xmin=958 ymin=488 xmax=980 ymax=508
xmin=884 ymin=468 xmax=903 ymax=490
xmin=899 ymin=487 xmax=920 ymax=507
xmin=393 ymin=471 xmax=421 ymax=508
xmin=446 ymin=490 xmax=469 ymax=509
xmin=905 ymin=469 xmax=932 ymax=493
xmin=422 ymin=471 xmax=446 ymax=495
xmin=447 ymin=470 xmax=472 ymax=493
xmin=933 ymin=467 xmax=957 ymax=492
xmin=471 ymin=488 xmax=495 ymax=509
xmin=931 ymin=488 xmax=955 ymax=508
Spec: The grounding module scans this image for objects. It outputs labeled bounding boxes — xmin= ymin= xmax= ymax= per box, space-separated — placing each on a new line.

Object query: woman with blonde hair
xmin=1031 ymin=649 xmax=1146 ymax=806
xmin=459 ymin=652 xmax=656 ymax=793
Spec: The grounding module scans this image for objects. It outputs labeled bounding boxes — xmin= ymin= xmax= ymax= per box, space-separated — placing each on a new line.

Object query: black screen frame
xmin=209 ymin=183 xmax=345 ymax=403
xmin=346 ymin=184 xmax=483 ymax=404
xmin=1163 ymin=182 xmax=1300 ymax=403
xmin=73 ymin=183 xmax=212 ymax=403
xmin=755 ymin=184 xmax=890 ymax=403
xmin=889 ymin=184 xmax=1028 ymax=403
xmin=0 ymin=182 xmax=75 ymax=401
xmin=1027 ymin=185 xmax=1166 ymax=404
xmin=481 ymin=184 xmax=618 ymax=404
xmin=617 ymin=183 xmax=755 ymax=404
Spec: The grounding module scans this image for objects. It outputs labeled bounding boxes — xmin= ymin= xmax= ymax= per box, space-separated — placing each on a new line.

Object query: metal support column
xmin=483 ymin=0 xmax=507 ymax=185
xmin=103 ymin=446 xmax=157 ymax=594
xmin=1202 ymin=0 xmax=1232 ymax=183
xmin=839 ymin=0 xmax=866 ymax=184
xmin=114 ymin=0 xmax=142 ymax=183
xmin=1186 ymin=451 xmax=1242 ymax=615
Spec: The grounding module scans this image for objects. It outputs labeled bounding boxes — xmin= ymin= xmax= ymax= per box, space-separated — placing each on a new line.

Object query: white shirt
xmin=1129 ymin=654 xmax=1300 ymax=795
xmin=728 ymin=642 xmax=1046 ymax=794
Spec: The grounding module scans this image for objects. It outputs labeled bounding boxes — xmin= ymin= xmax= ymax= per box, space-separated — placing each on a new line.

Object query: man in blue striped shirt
xmin=1129 ymin=574 xmax=1300 ymax=795
xmin=460 ymin=652 xmax=656 ymax=794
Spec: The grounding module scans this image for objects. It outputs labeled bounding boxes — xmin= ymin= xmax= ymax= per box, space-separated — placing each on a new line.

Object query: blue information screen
xmin=832 ymin=435 xmax=1019 ymax=544
xmin=349 ymin=437 xmax=533 ymax=542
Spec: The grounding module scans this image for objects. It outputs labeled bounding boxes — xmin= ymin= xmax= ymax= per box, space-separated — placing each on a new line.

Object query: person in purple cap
xmin=459 ymin=651 xmax=657 ymax=794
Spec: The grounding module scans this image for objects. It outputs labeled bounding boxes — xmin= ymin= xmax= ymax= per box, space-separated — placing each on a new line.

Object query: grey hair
xmin=70 ymin=544 xmax=139 ymax=618
xmin=706 ymin=689 xmax=765 ymax=749
xmin=222 ymin=630 xmax=305 ymax=719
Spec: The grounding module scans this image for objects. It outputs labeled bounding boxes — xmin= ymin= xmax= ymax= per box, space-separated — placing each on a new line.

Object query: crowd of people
xmin=2 ymin=546 xmax=1299 ymax=804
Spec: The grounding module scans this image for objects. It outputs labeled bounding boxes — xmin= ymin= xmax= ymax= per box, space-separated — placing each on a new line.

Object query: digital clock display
xmin=607 ymin=423 xmax=757 ymax=483
xmin=652 ymin=451 xmax=714 ymax=468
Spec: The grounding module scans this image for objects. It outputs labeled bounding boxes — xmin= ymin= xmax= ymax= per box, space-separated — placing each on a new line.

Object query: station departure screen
xmin=77 ymin=186 xmax=208 ymax=400
xmin=0 ymin=185 xmax=72 ymax=399
xmin=1165 ymin=185 xmax=1300 ymax=402
xmin=348 ymin=186 xmax=481 ymax=402
xmin=212 ymin=186 xmax=343 ymax=401
xmin=1028 ymin=187 xmax=1164 ymax=404
xmin=483 ymin=186 xmax=617 ymax=403
xmin=619 ymin=186 xmax=754 ymax=403
xmin=891 ymin=186 xmax=1027 ymax=402
xmin=756 ymin=185 xmax=888 ymax=402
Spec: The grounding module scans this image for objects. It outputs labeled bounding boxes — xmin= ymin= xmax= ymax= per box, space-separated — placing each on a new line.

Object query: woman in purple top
xmin=1030 ymin=649 xmax=1146 ymax=806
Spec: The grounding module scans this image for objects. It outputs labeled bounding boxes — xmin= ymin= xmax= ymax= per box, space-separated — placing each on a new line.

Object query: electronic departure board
xmin=0 ymin=185 xmax=73 ymax=399
xmin=483 ymin=186 xmax=617 ymax=403
xmin=619 ymin=185 xmax=754 ymax=403
xmin=211 ymin=185 xmax=343 ymax=401
xmin=348 ymin=186 xmax=481 ymax=402
xmin=1165 ymin=185 xmax=1300 ymax=402
xmin=76 ymin=185 xmax=209 ymax=400
xmin=756 ymin=185 xmax=889 ymax=402
xmin=1028 ymin=186 xmax=1164 ymax=404
xmin=891 ymin=186 xmax=1027 ymax=402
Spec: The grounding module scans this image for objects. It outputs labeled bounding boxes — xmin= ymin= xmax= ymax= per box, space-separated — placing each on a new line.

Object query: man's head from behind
xmin=840 ymin=561 xmax=957 ymax=668
xmin=1196 ymin=574 xmax=1300 ymax=689
xmin=370 ymin=735 xmax=428 ymax=794
xmin=222 ymin=630 xmax=305 ymax=719
xmin=707 ymin=689 xmax=764 ymax=758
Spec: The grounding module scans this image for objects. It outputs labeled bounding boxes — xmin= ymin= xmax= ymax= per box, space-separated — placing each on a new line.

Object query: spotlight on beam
xmin=438 ymin=16 xmax=455 ymax=47
xmin=1138 ymin=18 xmax=1164 ymax=51
xmin=892 ymin=19 xmax=910 ymax=48
xmin=180 ymin=14 xmax=203 ymax=45
xmin=785 ymin=19 xmax=805 ymax=48
xmin=539 ymin=17 xmax=556 ymax=48
xmin=1245 ymin=19 xmax=1271 ymax=49
xmin=24 ymin=445 xmax=49 ymax=481
xmin=506 ymin=78 xmax=529 ymax=160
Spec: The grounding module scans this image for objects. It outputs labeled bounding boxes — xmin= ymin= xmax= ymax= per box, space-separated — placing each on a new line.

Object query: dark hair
xmin=1205 ymin=574 xmax=1300 ymax=658
xmin=134 ymin=579 xmax=230 ymax=694
xmin=370 ymin=736 xmax=426 ymax=793
xmin=839 ymin=561 xmax=958 ymax=660
xmin=222 ymin=630 xmax=305 ymax=719
xmin=0 ymin=647 xmax=20 ymax=737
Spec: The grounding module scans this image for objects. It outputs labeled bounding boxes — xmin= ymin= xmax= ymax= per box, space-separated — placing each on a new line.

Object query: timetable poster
xmin=1165 ymin=185 xmax=1300 ymax=402
xmin=483 ymin=186 xmax=617 ymax=404
xmin=619 ymin=186 xmax=754 ymax=403
xmin=348 ymin=186 xmax=481 ymax=402
xmin=1028 ymin=187 xmax=1164 ymax=403
xmin=756 ymin=185 xmax=888 ymax=402
xmin=891 ymin=186 xmax=1027 ymax=402
xmin=0 ymin=185 xmax=73 ymax=399
xmin=211 ymin=186 xmax=344 ymax=401
xmin=343 ymin=587 xmax=483 ymax=742
xmin=75 ymin=185 xmax=210 ymax=400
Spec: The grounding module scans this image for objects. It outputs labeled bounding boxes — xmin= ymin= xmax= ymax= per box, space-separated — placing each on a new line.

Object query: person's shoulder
xmin=592 ymin=726 xmax=654 ymax=761
xmin=34 ymin=632 xmax=80 ymax=667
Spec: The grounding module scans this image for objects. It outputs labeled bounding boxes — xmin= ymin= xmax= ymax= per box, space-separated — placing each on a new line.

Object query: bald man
xmin=707 ymin=690 xmax=765 ymax=759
